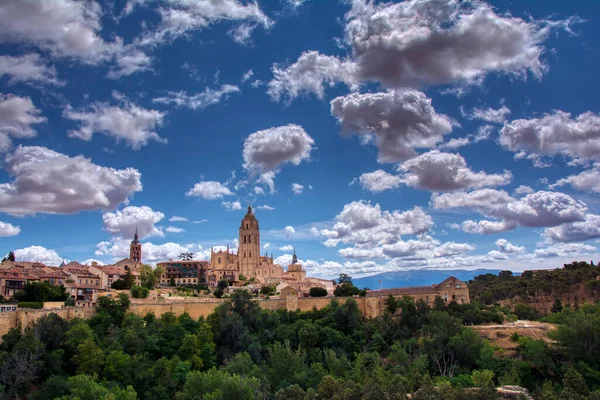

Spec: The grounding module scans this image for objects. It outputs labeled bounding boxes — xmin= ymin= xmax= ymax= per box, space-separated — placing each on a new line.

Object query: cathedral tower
xmin=130 ymin=227 xmax=142 ymax=263
xmin=238 ymin=205 xmax=260 ymax=277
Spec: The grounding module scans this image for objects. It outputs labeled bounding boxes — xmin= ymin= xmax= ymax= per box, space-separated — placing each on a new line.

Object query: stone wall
xmin=0 ymin=294 xmax=422 ymax=338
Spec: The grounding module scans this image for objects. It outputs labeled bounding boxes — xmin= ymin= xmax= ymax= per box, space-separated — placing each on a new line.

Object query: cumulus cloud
xmin=135 ymin=0 xmax=272 ymax=48
xmin=462 ymin=105 xmax=510 ymax=124
xmin=495 ymin=238 xmax=525 ymax=254
xmin=551 ymin=166 xmax=600 ymax=193
xmin=169 ymin=216 xmax=188 ymax=222
xmin=534 ymin=242 xmax=596 ymax=258
xmin=284 ymin=226 xmax=296 ymax=237
xmin=0 ymin=54 xmax=61 ymax=85
xmin=186 ymin=181 xmax=234 ymax=200
xmin=102 ymin=205 xmax=165 ymax=239
xmin=331 ymin=89 xmax=453 ymax=162
xmin=500 ymin=111 xmax=600 ymax=162
xmin=321 ymin=201 xmax=433 ymax=248
xmin=95 ymin=237 xmax=205 ymax=264
xmin=0 ymin=221 xmax=20 ymax=236
xmin=432 ymin=189 xmax=587 ymax=232
xmin=279 ymin=245 xmax=294 ymax=251
xmin=514 ymin=185 xmax=535 ymax=195
xmin=107 ymin=49 xmax=153 ymax=79
xmin=15 ymin=245 xmax=63 ymax=265
xmin=0 ymin=146 xmax=142 ymax=216
xmin=357 ymin=170 xmax=402 ymax=193
xmin=222 ymin=201 xmax=242 ymax=211
xmin=398 ymin=150 xmax=512 ymax=191
xmin=0 ymin=94 xmax=46 ymax=152
xmin=256 ymin=204 xmax=275 ymax=211
xmin=81 ymin=258 xmax=105 ymax=266
xmin=268 ymin=51 xmax=358 ymax=101
xmin=0 ymin=0 xmax=120 ymax=63
xmin=268 ymin=0 xmax=575 ymax=100
xmin=63 ymin=101 xmax=166 ymax=149
xmin=165 ymin=226 xmax=185 ymax=233
xmin=243 ymin=125 xmax=315 ymax=174
xmin=291 ymin=183 xmax=304 ymax=194
xmin=256 ymin=172 xmax=276 ymax=193
xmin=543 ymin=214 xmax=600 ymax=243
xmin=152 ymin=84 xmax=240 ymax=110
xmin=461 ymin=220 xmax=517 ymax=234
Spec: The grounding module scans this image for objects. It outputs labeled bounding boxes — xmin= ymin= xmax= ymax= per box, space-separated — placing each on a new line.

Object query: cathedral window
xmin=249 ymin=236 xmax=251 ymax=243
xmin=218 ymin=257 xmax=221 ymax=264
xmin=244 ymin=252 xmax=246 ymax=258
xmin=249 ymin=252 xmax=251 ymax=257
xmin=246 ymin=224 xmax=248 ymax=229
xmin=244 ymin=235 xmax=246 ymax=244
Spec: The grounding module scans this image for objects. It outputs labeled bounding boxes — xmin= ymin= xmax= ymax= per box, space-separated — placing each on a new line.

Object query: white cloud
xmin=500 ymin=111 xmax=600 ymax=162
xmin=357 ymin=170 xmax=401 ymax=193
xmin=287 ymin=0 xmax=307 ymax=9
xmin=81 ymin=258 xmax=105 ymax=266
xmin=310 ymin=227 xmax=320 ymax=236
xmin=0 ymin=0 xmax=120 ymax=63
xmin=0 ymin=94 xmax=46 ymax=152
xmin=254 ymin=186 xmax=265 ymax=195
xmin=102 ymin=205 xmax=165 ymax=239
xmin=534 ymin=242 xmax=596 ymax=258
xmin=169 ymin=216 xmax=188 ymax=222
xmin=222 ymin=201 xmax=242 ymax=211
xmin=432 ymin=189 xmax=587 ymax=232
xmin=229 ymin=23 xmax=257 ymax=45
xmin=331 ymin=89 xmax=453 ymax=162
xmin=291 ymin=183 xmax=304 ymax=194
xmin=267 ymin=51 xmax=358 ymax=101
xmin=243 ymin=124 xmax=314 ymax=173
xmin=263 ymin=243 xmax=270 ymax=249
xmin=0 ymin=221 xmax=20 ymax=236
xmin=241 ymin=69 xmax=254 ymax=83
xmin=279 ymin=245 xmax=293 ymax=251
xmin=543 ymin=214 xmax=600 ymax=243
xmin=268 ymin=0 xmax=575 ymax=100
xmin=321 ymin=201 xmax=433 ymax=248
xmin=186 ymin=181 xmax=234 ymax=200
xmin=0 ymin=54 xmax=61 ymax=85
xmin=152 ymin=84 xmax=240 ymax=110
xmin=256 ymin=204 xmax=275 ymax=211
xmin=551 ymin=166 xmax=600 ymax=193
xmin=15 ymin=245 xmax=63 ymax=266
xmin=398 ymin=150 xmax=512 ymax=191
xmin=461 ymin=220 xmax=517 ymax=234
xmin=193 ymin=219 xmax=208 ymax=224
xmin=495 ymin=238 xmax=525 ymax=254
xmin=95 ymin=237 xmax=205 ymax=264
xmin=135 ymin=0 xmax=272 ymax=48
xmin=165 ymin=226 xmax=185 ymax=233
xmin=439 ymin=137 xmax=471 ymax=150
xmin=256 ymin=172 xmax=276 ymax=194
xmin=0 ymin=146 xmax=142 ymax=216
xmin=514 ymin=185 xmax=535 ymax=195
xmin=63 ymin=102 xmax=166 ymax=149
xmin=284 ymin=226 xmax=295 ymax=237
xmin=107 ymin=49 xmax=152 ymax=79
xmin=462 ymin=105 xmax=511 ymax=124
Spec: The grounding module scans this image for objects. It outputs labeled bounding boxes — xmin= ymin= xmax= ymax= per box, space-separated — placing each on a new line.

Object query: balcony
xmin=5 ymin=281 xmax=25 ymax=290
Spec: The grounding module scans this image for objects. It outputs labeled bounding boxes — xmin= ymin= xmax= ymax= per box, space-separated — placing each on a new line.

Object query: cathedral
xmin=210 ymin=205 xmax=284 ymax=282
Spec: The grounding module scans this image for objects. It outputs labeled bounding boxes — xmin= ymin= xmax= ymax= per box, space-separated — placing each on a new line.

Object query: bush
xmin=130 ymin=285 xmax=149 ymax=299
xmin=514 ymin=303 xmax=540 ymax=320
xmin=18 ymin=301 xmax=43 ymax=309
xmin=309 ymin=287 xmax=328 ymax=297
xmin=64 ymin=297 xmax=76 ymax=307
xmin=510 ymin=332 xmax=520 ymax=342
xmin=260 ymin=285 xmax=276 ymax=295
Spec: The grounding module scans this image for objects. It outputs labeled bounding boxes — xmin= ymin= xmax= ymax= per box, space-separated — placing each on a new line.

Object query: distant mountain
xmin=354 ymin=269 xmax=502 ymax=290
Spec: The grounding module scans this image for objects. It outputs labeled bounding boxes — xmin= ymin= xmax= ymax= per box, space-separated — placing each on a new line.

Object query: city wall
xmin=0 ymin=295 xmax=387 ymax=338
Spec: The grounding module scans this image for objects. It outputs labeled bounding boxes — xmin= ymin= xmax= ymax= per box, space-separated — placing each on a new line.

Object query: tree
xmin=176 ymin=369 xmax=264 ymax=400
xmin=338 ymin=273 xmax=353 ymax=285
xmin=260 ymin=285 xmax=276 ymax=295
xmin=140 ymin=264 xmax=164 ymax=289
xmin=179 ymin=252 xmax=195 ymax=261
xmin=551 ymin=298 xmax=563 ymax=313
xmin=13 ymin=282 xmax=68 ymax=302
xmin=1 ymin=251 xmax=15 ymax=263
xmin=309 ymin=287 xmax=327 ymax=297
xmin=131 ymin=285 xmax=149 ymax=299
xmin=64 ymin=297 xmax=75 ymax=307
xmin=214 ymin=279 xmax=229 ymax=298
xmin=562 ymin=367 xmax=590 ymax=398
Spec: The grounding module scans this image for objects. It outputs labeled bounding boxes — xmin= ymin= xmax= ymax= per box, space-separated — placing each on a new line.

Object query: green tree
xmin=179 ymin=252 xmax=195 ymax=261
xmin=309 ymin=287 xmax=327 ymax=297
xmin=562 ymin=367 xmax=589 ymax=399
xmin=214 ymin=279 xmax=229 ymax=298
xmin=131 ymin=285 xmax=149 ymax=298
xmin=140 ymin=264 xmax=164 ymax=289
xmin=13 ymin=281 xmax=68 ymax=302
xmin=176 ymin=369 xmax=264 ymax=400
xmin=1 ymin=251 xmax=15 ymax=262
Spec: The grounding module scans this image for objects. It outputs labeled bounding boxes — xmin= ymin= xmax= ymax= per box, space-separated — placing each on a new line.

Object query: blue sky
xmin=1 ymin=0 xmax=600 ymax=279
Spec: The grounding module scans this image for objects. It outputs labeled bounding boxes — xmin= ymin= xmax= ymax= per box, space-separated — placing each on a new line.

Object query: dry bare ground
xmin=471 ymin=320 xmax=556 ymax=357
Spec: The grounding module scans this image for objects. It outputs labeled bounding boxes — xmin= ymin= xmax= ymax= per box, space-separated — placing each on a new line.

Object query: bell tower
xmin=238 ymin=205 xmax=260 ymax=278
xmin=130 ymin=226 xmax=142 ymax=263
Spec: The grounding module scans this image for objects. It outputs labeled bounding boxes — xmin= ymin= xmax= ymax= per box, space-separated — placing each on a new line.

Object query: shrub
xmin=309 ymin=287 xmax=327 ymax=297
xmin=130 ymin=285 xmax=149 ymax=299
xmin=64 ymin=297 xmax=76 ymax=307
xmin=18 ymin=301 xmax=43 ymax=309
xmin=510 ymin=332 xmax=520 ymax=342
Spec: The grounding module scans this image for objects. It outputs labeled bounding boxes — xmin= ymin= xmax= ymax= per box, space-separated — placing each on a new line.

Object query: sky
xmin=1 ymin=0 xmax=600 ymax=279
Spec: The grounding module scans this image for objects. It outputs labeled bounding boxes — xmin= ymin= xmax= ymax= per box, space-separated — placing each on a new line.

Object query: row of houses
xmin=0 ymin=259 xmax=142 ymax=307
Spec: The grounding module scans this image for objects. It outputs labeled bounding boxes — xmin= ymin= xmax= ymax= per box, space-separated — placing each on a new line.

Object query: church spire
xmin=292 ymin=247 xmax=298 ymax=264
xmin=131 ymin=226 xmax=140 ymax=244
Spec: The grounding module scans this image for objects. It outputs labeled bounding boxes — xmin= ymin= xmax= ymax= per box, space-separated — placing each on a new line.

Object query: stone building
xmin=130 ymin=227 xmax=142 ymax=263
xmin=157 ymin=260 xmax=209 ymax=286
xmin=367 ymin=276 xmax=470 ymax=305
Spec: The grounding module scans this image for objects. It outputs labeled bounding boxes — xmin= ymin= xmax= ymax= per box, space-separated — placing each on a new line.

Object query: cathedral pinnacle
xmin=131 ymin=226 xmax=140 ymax=244
xmin=292 ymin=247 xmax=298 ymax=264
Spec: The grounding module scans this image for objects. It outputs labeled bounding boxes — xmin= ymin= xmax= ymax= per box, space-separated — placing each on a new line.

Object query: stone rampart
xmin=0 ymin=295 xmax=390 ymax=338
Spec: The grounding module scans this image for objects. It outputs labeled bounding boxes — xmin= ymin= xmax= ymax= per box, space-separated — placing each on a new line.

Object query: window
xmin=249 ymin=252 xmax=251 ymax=257
xmin=244 ymin=236 xmax=246 ymax=244
xmin=444 ymin=293 xmax=448 ymax=302
xmin=246 ymin=224 xmax=248 ymax=229
xmin=452 ymin=294 xmax=456 ymax=300
xmin=244 ymin=252 xmax=246 ymax=258
xmin=248 ymin=235 xmax=251 ymax=243
xmin=218 ymin=257 xmax=221 ymax=263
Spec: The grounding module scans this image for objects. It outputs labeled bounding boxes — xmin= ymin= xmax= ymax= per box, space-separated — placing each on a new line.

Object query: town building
xmin=157 ymin=260 xmax=209 ymax=286
xmin=366 ymin=276 xmax=470 ymax=304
